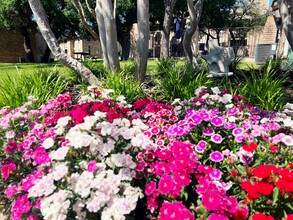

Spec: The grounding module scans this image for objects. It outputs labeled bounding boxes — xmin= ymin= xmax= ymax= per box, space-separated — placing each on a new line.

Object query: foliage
xmin=101 ymin=68 xmax=146 ymax=104
xmin=0 ymin=86 xmax=292 ymax=220
xmin=155 ymin=59 xmax=212 ymax=101
xmin=0 ymin=67 xmax=77 ymax=109
xmin=237 ymin=59 xmax=288 ymax=111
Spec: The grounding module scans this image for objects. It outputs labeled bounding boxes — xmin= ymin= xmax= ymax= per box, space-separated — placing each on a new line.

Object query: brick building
xmin=0 ymin=29 xmax=49 ymax=63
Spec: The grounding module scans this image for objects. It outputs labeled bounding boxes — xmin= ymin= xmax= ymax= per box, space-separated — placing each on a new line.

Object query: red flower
xmin=242 ymin=142 xmax=257 ymax=152
xmin=287 ymin=214 xmax=293 ymax=220
xmin=145 ymin=181 xmax=156 ymax=196
xmin=252 ymin=213 xmax=275 ymax=220
xmin=250 ymin=165 xmax=277 ymax=179
xmin=269 ymin=145 xmax=279 ymax=153
xmin=255 ymin=182 xmax=274 ymax=195
xmin=232 ymin=207 xmax=248 ymax=220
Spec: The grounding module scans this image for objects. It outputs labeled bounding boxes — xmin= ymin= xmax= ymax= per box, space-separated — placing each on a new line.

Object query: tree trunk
xmin=279 ymin=0 xmax=293 ymax=50
xmin=118 ymin=31 xmax=131 ymax=60
xmin=40 ymin=46 xmax=52 ymax=63
xmin=183 ymin=0 xmax=204 ymax=65
xmin=95 ymin=0 xmax=120 ymax=72
xmin=22 ymin=29 xmax=35 ymax=62
xmin=28 ymin=0 xmax=100 ymax=86
xmin=135 ymin=0 xmax=150 ymax=81
xmin=160 ymin=0 xmax=177 ymax=59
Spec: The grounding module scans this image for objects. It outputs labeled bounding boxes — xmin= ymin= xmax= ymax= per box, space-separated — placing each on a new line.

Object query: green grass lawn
xmin=0 ymin=62 xmax=70 ymax=76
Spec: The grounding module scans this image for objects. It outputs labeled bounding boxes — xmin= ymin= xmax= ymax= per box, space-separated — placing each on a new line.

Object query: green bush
xmin=237 ymin=59 xmax=288 ymax=111
xmin=101 ymin=69 xmax=146 ymax=103
xmin=155 ymin=62 xmax=213 ymax=101
xmin=0 ymin=67 xmax=77 ymax=109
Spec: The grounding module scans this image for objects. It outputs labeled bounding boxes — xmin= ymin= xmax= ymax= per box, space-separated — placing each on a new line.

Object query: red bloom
xmin=269 ymin=145 xmax=279 ymax=153
xmin=287 ymin=214 xmax=293 ymax=220
xmin=250 ymin=165 xmax=277 ymax=179
xmin=145 ymin=181 xmax=156 ymax=196
xmin=232 ymin=207 xmax=248 ymax=220
xmin=276 ymin=178 xmax=293 ymax=192
xmin=242 ymin=142 xmax=257 ymax=152
xmin=252 ymin=213 xmax=275 ymax=220
xmin=0 ymin=159 xmax=16 ymax=180
xmin=255 ymin=182 xmax=274 ymax=195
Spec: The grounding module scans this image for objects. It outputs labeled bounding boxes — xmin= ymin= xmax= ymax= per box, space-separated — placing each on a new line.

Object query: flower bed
xmin=0 ymin=86 xmax=292 ymax=220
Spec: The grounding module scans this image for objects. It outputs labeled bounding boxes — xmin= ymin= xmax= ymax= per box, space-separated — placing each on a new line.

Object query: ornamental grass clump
xmin=0 ymin=86 xmax=292 ymax=220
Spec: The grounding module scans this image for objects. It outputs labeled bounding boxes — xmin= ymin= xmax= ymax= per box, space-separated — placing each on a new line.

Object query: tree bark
xmin=28 ymin=0 xmax=100 ymax=86
xmin=160 ymin=0 xmax=177 ymax=59
xmin=22 ymin=29 xmax=35 ymax=62
xmin=117 ymin=30 xmax=131 ymax=60
xmin=279 ymin=0 xmax=293 ymax=50
xmin=135 ymin=0 xmax=150 ymax=81
xmin=95 ymin=0 xmax=120 ymax=72
xmin=183 ymin=0 xmax=203 ymax=64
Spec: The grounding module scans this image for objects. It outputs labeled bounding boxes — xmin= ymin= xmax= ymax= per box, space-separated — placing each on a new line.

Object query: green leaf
xmin=272 ymin=187 xmax=279 ymax=206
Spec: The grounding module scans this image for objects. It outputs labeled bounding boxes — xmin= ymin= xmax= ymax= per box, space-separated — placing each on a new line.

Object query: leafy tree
xmin=0 ymin=0 xmax=36 ymax=62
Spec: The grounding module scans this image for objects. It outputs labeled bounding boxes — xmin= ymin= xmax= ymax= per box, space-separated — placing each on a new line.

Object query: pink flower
xmin=224 ymin=122 xmax=236 ymax=130
xmin=159 ymin=202 xmax=194 ymax=220
xmin=87 ymin=160 xmax=98 ymax=172
xmin=4 ymin=185 xmax=21 ymax=199
xmin=232 ymin=127 xmax=244 ymax=136
xmin=209 ymin=168 xmax=222 ymax=180
xmin=210 ymin=151 xmax=224 ymax=162
xmin=33 ymin=147 xmax=51 ymax=165
xmin=0 ymin=158 xmax=16 ymax=180
xmin=202 ymin=191 xmax=221 ymax=211
xmin=208 ymin=213 xmax=228 ymax=220
xmin=211 ymin=116 xmax=224 ymax=127
xmin=27 ymin=213 xmax=38 ymax=220
xmin=4 ymin=141 xmax=19 ymax=154
xmin=227 ymin=108 xmax=238 ymax=115
xmin=203 ymin=128 xmax=215 ymax=136
xmin=211 ymin=134 xmax=223 ymax=144
xmin=11 ymin=194 xmax=31 ymax=217
xmin=158 ymin=174 xmax=174 ymax=195
xmin=145 ymin=181 xmax=156 ymax=196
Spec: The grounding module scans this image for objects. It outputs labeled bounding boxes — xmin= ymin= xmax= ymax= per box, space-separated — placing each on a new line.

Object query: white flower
xmin=66 ymin=129 xmax=94 ymax=149
xmin=71 ymin=171 xmax=94 ymax=198
xmin=28 ymin=175 xmax=55 ymax=198
xmin=282 ymin=135 xmax=293 ymax=146
xmin=51 ymin=162 xmax=68 ymax=181
xmin=56 ymin=116 xmax=71 ymax=127
xmin=94 ymin=111 xmax=107 ymax=119
xmin=284 ymin=102 xmax=293 ymax=110
xmin=42 ymin=138 xmax=54 ymax=149
xmin=283 ymin=117 xmax=293 ymax=128
xmin=221 ymin=94 xmax=233 ymax=104
xmin=131 ymin=119 xmax=148 ymax=130
xmin=49 ymin=146 xmax=69 ymax=161
xmin=195 ymin=86 xmax=207 ymax=96
xmin=40 ymin=190 xmax=72 ymax=220
xmin=211 ymin=87 xmax=221 ymax=95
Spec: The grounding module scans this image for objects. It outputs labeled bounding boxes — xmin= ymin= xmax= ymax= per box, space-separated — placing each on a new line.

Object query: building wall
xmin=0 ymin=30 xmax=28 ymax=63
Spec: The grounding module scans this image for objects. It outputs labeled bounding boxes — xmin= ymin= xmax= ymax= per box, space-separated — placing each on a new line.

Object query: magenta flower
xmin=232 ymin=127 xmax=244 ymax=136
xmin=211 ymin=134 xmax=223 ymax=144
xmin=211 ymin=116 xmax=224 ymax=127
xmin=210 ymin=151 xmax=224 ymax=162
xmin=209 ymin=168 xmax=222 ymax=180
xmin=158 ymin=174 xmax=174 ymax=195
xmin=203 ymin=128 xmax=215 ymax=136
xmin=202 ymin=191 xmax=221 ymax=210
xmin=145 ymin=181 xmax=157 ymax=196
xmin=207 ymin=213 xmax=229 ymax=220
xmin=235 ymin=135 xmax=245 ymax=143
xmin=191 ymin=115 xmax=202 ymax=125
xmin=0 ymin=158 xmax=16 ymax=180
xmin=33 ymin=147 xmax=51 ymax=165
xmin=4 ymin=141 xmax=19 ymax=154
xmin=198 ymin=140 xmax=207 ymax=149
xmin=87 ymin=160 xmax=98 ymax=172
xmin=224 ymin=122 xmax=236 ymax=130
xmin=159 ymin=202 xmax=194 ymax=220
xmin=151 ymin=126 xmax=160 ymax=135
xmin=227 ymin=108 xmax=238 ymax=115
xmin=195 ymin=145 xmax=205 ymax=153
xmin=11 ymin=194 xmax=31 ymax=216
